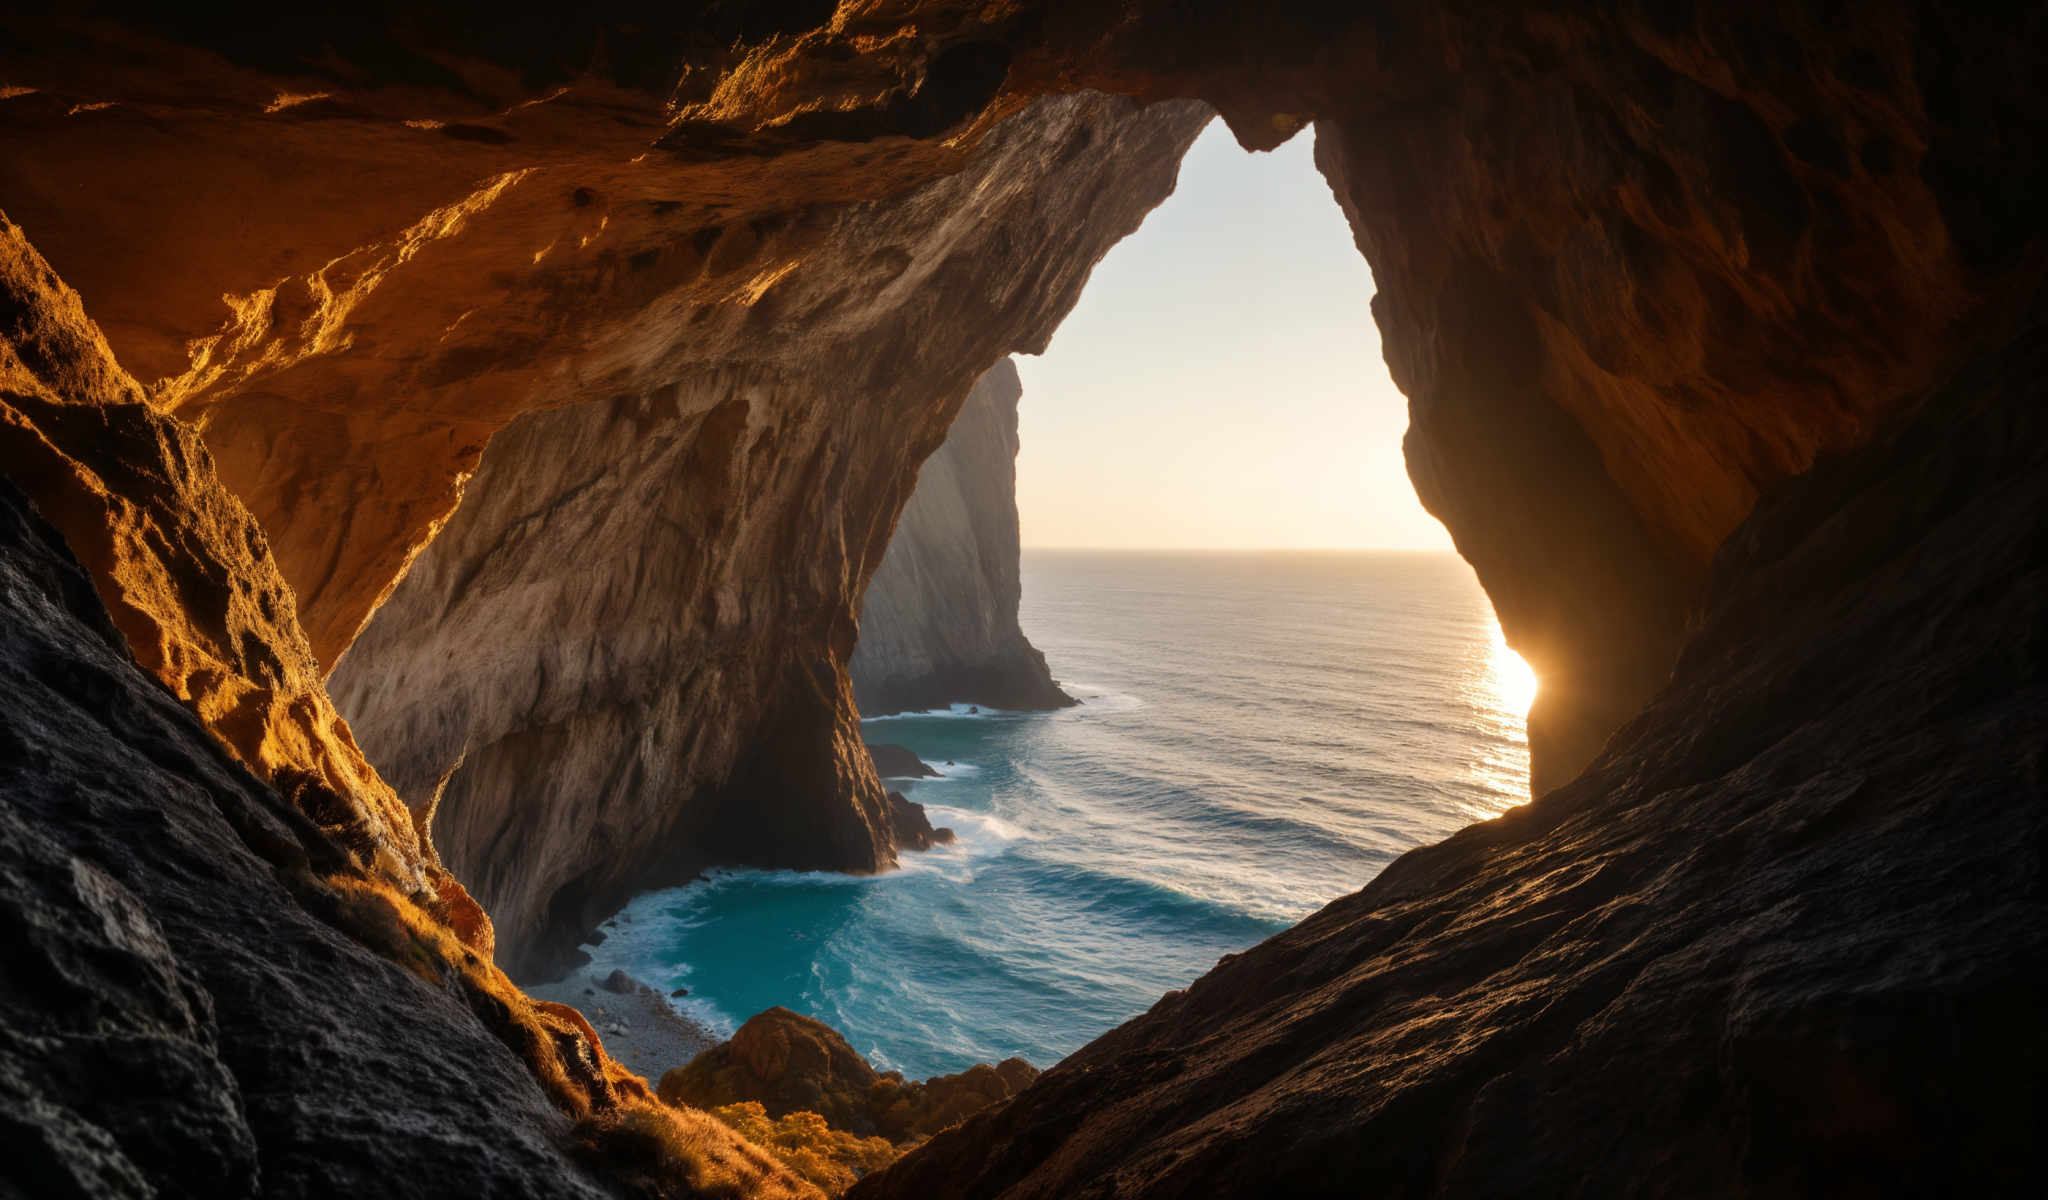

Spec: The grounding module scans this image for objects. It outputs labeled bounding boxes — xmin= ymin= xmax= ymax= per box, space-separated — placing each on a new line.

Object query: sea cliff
xmin=849 ymin=359 xmax=1074 ymax=717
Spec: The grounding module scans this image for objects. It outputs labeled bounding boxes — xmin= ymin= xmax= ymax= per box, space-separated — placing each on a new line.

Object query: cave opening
xmin=571 ymin=118 xmax=1539 ymax=1082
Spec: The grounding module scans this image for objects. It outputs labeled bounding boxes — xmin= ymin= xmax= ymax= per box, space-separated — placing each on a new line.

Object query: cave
xmin=1 ymin=4 xmax=2043 ymax=1198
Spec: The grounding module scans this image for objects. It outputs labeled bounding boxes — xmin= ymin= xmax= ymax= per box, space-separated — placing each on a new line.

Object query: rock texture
xmin=853 ymin=310 xmax=2048 ymax=1197
xmin=866 ymin=744 xmax=939 ymax=780
xmin=6 ymin=1 xmax=2035 ymax=805
xmin=2 ymin=3 xmax=2046 ymax=1195
xmin=661 ymin=1008 xmax=1039 ymax=1146
xmin=2 ymin=203 xmax=819 ymax=1200
xmin=0 ymin=480 xmax=824 ymax=1199
xmin=325 ymin=95 xmax=1209 ymax=978
xmin=848 ymin=359 xmax=1073 ymax=717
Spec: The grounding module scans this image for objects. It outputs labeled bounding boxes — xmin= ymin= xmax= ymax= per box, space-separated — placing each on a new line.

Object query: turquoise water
xmin=575 ymin=551 xmax=1531 ymax=1079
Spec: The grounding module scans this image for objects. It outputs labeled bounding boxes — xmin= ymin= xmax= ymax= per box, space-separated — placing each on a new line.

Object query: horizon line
xmin=1019 ymin=544 xmax=1459 ymax=554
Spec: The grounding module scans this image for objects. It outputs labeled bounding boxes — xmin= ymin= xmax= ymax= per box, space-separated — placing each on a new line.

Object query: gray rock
xmin=0 ymin=480 xmax=611 ymax=1199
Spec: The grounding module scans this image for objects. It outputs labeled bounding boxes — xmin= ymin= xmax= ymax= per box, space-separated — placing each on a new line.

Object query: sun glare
xmin=1490 ymin=634 xmax=1539 ymax=719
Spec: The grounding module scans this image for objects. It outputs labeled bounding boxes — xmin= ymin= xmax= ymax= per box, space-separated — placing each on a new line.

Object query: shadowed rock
xmin=661 ymin=1008 xmax=1037 ymax=1145
xmin=867 ymin=744 xmax=940 ymax=779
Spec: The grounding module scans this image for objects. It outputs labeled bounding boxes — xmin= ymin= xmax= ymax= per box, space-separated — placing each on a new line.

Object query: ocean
xmin=574 ymin=551 xmax=1531 ymax=1080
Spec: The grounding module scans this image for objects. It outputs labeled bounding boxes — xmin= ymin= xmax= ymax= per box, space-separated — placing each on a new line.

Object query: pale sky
xmin=1015 ymin=121 xmax=1453 ymax=551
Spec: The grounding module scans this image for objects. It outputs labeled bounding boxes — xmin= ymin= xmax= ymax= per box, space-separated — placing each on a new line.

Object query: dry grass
xmin=574 ymin=1102 xmax=824 ymax=1200
xmin=710 ymin=1103 xmax=899 ymax=1194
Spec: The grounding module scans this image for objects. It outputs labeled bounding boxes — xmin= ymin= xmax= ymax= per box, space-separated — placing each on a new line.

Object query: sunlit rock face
xmin=848 ymin=358 xmax=1074 ymax=717
xmin=0 ymin=214 xmax=439 ymax=911
xmin=324 ymin=97 xmax=1209 ymax=977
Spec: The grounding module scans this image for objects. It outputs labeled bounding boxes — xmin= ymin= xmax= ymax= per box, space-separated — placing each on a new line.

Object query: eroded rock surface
xmin=327 ymin=95 xmax=1209 ymax=978
xmin=0 ymin=478 xmax=634 ymax=1199
xmin=2 ymin=4 xmax=2045 ymax=1195
xmin=8 ymin=2 xmax=2037 ymax=803
xmin=866 ymin=744 xmax=938 ymax=779
xmin=853 ymin=310 xmax=2048 ymax=1198
xmin=2 ymin=208 xmax=820 ymax=1200
xmin=849 ymin=359 xmax=1074 ymax=717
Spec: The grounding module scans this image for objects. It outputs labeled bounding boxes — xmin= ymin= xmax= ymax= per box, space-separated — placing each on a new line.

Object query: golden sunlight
xmin=1490 ymin=632 xmax=1539 ymax=718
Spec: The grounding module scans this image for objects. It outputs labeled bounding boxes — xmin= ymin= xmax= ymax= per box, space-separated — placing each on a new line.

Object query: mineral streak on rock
xmin=849 ymin=358 xmax=1077 ymax=717
xmin=326 ymin=95 xmax=1211 ymax=978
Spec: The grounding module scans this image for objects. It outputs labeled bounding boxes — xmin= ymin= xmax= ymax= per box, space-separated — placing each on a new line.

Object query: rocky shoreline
xmin=525 ymin=968 xmax=721 ymax=1085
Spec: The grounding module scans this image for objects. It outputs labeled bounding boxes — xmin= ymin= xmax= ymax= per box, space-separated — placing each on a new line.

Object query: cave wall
xmin=847 ymin=357 xmax=1073 ymax=717
xmin=3 ymin=4 xmax=2046 ymax=1191
xmin=325 ymin=96 xmax=1208 ymax=976
xmin=6 ymin=2 xmax=2039 ymax=813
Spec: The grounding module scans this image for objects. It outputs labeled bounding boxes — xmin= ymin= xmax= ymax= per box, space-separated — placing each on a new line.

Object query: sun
xmin=1490 ymin=635 xmax=1539 ymax=718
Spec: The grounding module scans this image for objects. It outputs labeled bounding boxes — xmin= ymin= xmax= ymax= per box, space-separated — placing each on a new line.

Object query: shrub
xmin=710 ymin=1102 xmax=899 ymax=1194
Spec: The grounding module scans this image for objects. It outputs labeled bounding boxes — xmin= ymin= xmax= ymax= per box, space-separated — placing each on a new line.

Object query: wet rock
xmin=886 ymin=793 xmax=951 ymax=854
xmin=866 ymin=744 xmax=940 ymax=779
xmin=599 ymin=969 xmax=642 ymax=996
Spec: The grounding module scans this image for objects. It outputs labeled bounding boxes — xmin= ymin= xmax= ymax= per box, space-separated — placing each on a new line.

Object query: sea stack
xmin=850 ymin=360 xmax=1077 ymax=717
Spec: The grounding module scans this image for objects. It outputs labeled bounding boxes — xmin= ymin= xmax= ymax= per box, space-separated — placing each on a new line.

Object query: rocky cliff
xmin=2 ymin=1 xmax=2044 ymax=1195
xmin=0 ymin=235 xmax=819 ymax=1199
xmin=848 ymin=358 xmax=1073 ymax=717
xmin=321 ymin=96 xmax=1208 ymax=978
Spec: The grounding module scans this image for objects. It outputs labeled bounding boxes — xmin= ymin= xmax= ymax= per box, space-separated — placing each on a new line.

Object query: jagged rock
xmin=849 ymin=360 xmax=1077 ymax=717
xmin=885 ymin=793 xmax=956 ymax=854
xmin=660 ymin=1008 xmax=1038 ymax=1145
xmin=0 ymin=479 xmax=630 ymax=1198
xmin=866 ymin=744 xmax=940 ymax=780
xmin=852 ymin=309 xmax=2048 ymax=1198
xmin=0 ymin=207 xmax=818 ymax=1200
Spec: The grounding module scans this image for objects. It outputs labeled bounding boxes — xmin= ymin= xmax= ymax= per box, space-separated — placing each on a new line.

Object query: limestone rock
xmin=849 ymin=359 xmax=1076 ymax=717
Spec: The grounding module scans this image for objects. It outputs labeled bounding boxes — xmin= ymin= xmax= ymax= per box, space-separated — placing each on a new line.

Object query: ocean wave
xmin=861 ymin=702 xmax=1016 ymax=722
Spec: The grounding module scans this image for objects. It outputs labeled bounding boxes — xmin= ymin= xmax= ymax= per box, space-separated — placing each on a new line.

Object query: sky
xmin=1014 ymin=120 xmax=1453 ymax=551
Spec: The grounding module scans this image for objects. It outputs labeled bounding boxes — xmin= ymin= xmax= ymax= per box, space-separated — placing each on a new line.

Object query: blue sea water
xmin=574 ymin=551 xmax=1531 ymax=1080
